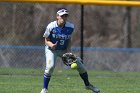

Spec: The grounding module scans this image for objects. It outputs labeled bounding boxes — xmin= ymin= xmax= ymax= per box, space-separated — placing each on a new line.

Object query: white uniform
xmin=43 ymin=21 xmax=86 ymax=76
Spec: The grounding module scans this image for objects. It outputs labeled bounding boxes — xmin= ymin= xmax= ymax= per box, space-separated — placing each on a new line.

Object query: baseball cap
xmin=57 ymin=9 xmax=69 ymax=16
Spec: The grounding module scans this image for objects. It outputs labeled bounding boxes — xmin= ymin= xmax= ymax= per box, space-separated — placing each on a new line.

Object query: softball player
xmin=40 ymin=8 xmax=100 ymax=93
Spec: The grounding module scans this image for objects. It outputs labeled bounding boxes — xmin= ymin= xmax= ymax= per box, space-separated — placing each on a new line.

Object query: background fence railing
xmin=0 ymin=46 xmax=140 ymax=75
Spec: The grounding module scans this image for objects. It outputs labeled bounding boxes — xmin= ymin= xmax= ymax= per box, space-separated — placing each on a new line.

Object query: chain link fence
xmin=1 ymin=46 xmax=140 ymax=74
xmin=0 ymin=3 xmax=140 ymax=75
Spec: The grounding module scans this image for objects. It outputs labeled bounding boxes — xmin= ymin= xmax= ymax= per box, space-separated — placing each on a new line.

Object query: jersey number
xmin=60 ymin=40 xmax=65 ymax=45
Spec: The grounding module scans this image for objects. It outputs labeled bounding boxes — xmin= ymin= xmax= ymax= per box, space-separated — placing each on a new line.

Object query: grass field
xmin=0 ymin=68 xmax=140 ymax=93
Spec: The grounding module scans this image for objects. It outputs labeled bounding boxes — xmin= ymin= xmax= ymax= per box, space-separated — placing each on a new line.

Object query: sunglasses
xmin=60 ymin=14 xmax=68 ymax=17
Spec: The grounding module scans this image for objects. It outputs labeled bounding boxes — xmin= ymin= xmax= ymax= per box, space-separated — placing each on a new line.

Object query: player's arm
xmin=45 ymin=38 xmax=57 ymax=50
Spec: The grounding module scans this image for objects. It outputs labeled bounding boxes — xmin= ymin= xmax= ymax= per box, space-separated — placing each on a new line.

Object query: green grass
xmin=0 ymin=68 xmax=140 ymax=93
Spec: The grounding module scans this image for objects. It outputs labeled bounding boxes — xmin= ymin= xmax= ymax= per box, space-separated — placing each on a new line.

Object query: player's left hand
xmin=62 ymin=53 xmax=77 ymax=66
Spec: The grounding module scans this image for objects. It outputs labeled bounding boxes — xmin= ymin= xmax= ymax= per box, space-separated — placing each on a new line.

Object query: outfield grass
xmin=0 ymin=68 xmax=140 ymax=93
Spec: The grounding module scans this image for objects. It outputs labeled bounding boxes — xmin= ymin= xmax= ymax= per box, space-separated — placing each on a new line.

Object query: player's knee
xmin=77 ymin=63 xmax=87 ymax=74
xmin=76 ymin=58 xmax=87 ymax=74
xmin=77 ymin=67 xmax=87 ymax=74
xmin=44 ymin=66 xmax=55 ymax=76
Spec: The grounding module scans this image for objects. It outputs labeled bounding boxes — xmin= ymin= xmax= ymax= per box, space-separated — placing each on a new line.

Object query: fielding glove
xmin=62 ymin=53 xmax=77 ymax=66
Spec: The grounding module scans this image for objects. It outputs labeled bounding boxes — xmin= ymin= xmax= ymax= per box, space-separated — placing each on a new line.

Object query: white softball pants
xmin=44 ymin=47 xmax=87 ymax=76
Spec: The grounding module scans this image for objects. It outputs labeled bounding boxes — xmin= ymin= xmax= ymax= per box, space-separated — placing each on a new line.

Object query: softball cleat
xmin=85 ymin=84 xmax=100 ymax=93
xmin=40 ymin=88 xmax=48 ymax=93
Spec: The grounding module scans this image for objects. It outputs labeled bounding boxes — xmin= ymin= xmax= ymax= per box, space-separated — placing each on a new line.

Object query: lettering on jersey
xmin=52 ymin=33 xmax=71 ymax=40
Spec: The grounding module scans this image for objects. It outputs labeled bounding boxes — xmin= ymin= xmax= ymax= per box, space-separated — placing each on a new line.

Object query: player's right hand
xmin=51 ymin=41 xmax=58 ymax=50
